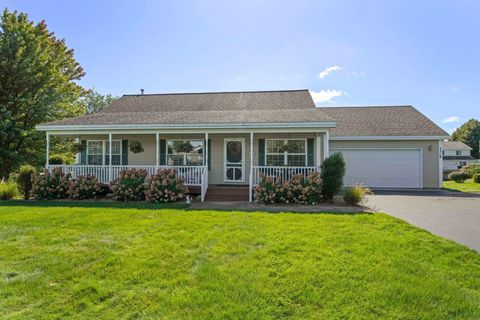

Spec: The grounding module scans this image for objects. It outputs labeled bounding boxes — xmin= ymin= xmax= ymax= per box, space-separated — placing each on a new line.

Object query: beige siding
xmin=330 ymin=140 xmax=441 ymax=188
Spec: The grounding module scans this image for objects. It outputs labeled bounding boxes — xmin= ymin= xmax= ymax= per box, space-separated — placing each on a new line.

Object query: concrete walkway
xmin=367 ymin=190 xmax=480 ymax=252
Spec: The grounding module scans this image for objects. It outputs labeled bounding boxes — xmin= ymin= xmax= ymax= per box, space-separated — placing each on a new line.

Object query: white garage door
xmin=330 ymin=149 xmax=422 ymax=188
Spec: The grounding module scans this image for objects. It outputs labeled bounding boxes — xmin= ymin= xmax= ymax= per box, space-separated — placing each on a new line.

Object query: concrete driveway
xmin=367 ymin=190 xmax=480 ymax=252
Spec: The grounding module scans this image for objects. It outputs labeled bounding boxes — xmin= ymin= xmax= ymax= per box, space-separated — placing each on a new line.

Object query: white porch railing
xmin=46 ymin=165 xmax=206 ymax=186
xmin=201 ymin=167 xmax=208 ymax=202
xmin=252 ymin=166 xmax=321 ymax=185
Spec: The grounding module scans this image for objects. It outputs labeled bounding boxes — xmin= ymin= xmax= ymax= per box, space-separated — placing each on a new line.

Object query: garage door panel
xmin=330 ymin=149 xmax=422 ymax=188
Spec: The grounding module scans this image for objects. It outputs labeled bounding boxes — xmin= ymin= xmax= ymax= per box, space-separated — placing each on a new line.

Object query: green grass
xmin=0 ymin=204 xmax=479 ymax=319
xmin=443 ymin=179 xmax=480 ymax=193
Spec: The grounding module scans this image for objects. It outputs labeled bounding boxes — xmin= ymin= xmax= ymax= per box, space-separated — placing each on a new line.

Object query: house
xmin=36 ymin=89 xmax=449 ymax=201
xmin=443 ymin=141 xmax=476 ymax=172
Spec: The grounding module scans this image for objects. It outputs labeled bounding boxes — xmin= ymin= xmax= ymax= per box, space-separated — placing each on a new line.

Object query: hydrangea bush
xmin=67 ymin=175 xmax=102 ymax=199
xmin=254 ymin=172 xmax=322 ymax=205
xmin=145 ymin=168 xmax=189 ymax=203
xmin=110 ymin=168 xmax=148 ymax=201
xmin=31 ymin=168 xmax=71 ymax=200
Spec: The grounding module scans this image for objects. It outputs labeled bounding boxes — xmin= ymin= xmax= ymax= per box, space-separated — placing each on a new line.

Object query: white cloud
xmin=449 ymin=86 xmax=461 ymax=92
xmin=442 ymin=116 xmax=460 ymax=124
xmin=318 ymin=66 xmax=343 ymax=79
xmin=310 ymin=89 xmax=346 ymax=103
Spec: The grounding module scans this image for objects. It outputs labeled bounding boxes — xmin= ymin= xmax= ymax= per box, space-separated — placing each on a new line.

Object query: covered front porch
xmin=45 ymin=130 xmax=330 ymax=202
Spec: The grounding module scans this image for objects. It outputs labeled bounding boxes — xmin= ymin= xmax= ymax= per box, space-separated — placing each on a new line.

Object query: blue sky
xmin=4 ymin=0 xmax=480 ymax=133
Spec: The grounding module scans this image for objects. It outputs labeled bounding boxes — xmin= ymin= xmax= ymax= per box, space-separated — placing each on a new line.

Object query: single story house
xmin=443 ymin=141 xmax=476 ymax=172
xmin=36 ymin=89 xmax=449 ymax=201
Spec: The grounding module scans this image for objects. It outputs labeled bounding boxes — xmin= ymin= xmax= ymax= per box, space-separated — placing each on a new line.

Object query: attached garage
xmin=331 ymin=148 xmax=423 ymax=189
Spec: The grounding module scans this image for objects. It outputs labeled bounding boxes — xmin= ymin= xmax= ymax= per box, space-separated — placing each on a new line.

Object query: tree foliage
xmin=451 ymin=119 xmax=480 ymax=158
xmin=81 ymin=89 xmax=118 ymax=114
xmin=0 ymin=9 xmax=85 ymax=178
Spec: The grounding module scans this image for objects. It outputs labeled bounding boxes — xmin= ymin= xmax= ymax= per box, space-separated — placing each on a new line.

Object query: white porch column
xmin=316 ymin=132 xmax=321 ymax=167
xmin=205 ymin=132 xmax=209 ymax=168
xmin=75 ymin=137 xmax=80 ymax=164
xmin=249 ymin=131 xmax=253 ymax=202
xmin=155 ymin=133 xmax=159 ymax=168
xmin=108 ymin=133 xmax=112 ymax=182
xmin=45 ymin=132 xmax=50 ymax=168
xmin=323 ymin=131 xmax=329 ymax=161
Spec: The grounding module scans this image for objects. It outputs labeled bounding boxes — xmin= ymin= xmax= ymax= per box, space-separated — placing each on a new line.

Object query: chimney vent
xmin=140 ymin=89 xmax=144 ymax=95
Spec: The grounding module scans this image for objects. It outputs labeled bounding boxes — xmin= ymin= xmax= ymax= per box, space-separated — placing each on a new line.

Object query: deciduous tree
xmin=0 ymin=9 xmax=85 ymax=178
xmin=451 ymin=119 xmax=480 ymax=158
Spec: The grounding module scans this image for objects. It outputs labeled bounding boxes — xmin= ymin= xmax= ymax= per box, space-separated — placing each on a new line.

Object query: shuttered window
xmin=265 ymin=139 xmax=307 ymax=166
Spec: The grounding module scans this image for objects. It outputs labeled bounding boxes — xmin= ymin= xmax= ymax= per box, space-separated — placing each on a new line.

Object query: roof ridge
xmin=122 ymin=89 xmax=309 ymax=97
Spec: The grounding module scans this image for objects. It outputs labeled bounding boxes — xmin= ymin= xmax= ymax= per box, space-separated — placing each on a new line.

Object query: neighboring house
xmin=443 ymin=141 xmax=476 ymax=171
xmin=36 ymin=89 xmax=449 ymax=201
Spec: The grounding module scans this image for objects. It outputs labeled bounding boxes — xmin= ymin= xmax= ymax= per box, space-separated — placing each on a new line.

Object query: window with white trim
xmin=105 ymin=140 xmax=121 ymax=165
xmin=167 ymin=140 xmax=204 ymax=166
xmin=266 ymin=139 xmax=307 ymax=166
xmin=87 ymin=140 xmax=121 ymax=165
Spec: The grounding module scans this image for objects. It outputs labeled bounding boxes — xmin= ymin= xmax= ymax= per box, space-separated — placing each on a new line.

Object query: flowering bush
xmin=145 ymin=168 xmax=189 ymax=203
xmin=31 ymin=168 xmax=71 ymax=200
xmin=254 ymin=172 xmax=322 ymax=205
xmin=110 ymin=168 xmax=148 ymax=201
xmin=67 ymin=175 xmax=103 ymax=199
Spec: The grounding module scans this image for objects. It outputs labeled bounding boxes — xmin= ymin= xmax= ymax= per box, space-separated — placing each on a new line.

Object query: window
xmin=167 ymin=140 xmax=204 ymax=166
xmin=266 ymin=139 xmax=306 ymax=166
xmin=87 ymin=140 xmax=122 ymax=165
xmin=456 ymin=150 xmax=462 ymax=156
xmin=87 ymin=141 xmax=104 ymax=165
xmin=105 ymin=140 xmax=121 ymax=165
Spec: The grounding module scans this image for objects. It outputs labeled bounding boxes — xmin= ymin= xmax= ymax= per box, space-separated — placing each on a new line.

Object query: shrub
xmin=321 ymin=152 xmax=346 ymax=202
xmin=473 ymin=174 xmax=480 ymax=184
xmin=448 ymin=171 xmax=469 ymax=183
xmin=145 ymin=168 xmax=189 ymax=203
xmin=49 ymin=155 xmax=64 ymax=165
xmin=0 ymin=180 xmax=18 ymax=200
xmin=67 ymin=175 xmax=103 ymax=199
xmin=31 ymin=168 xmax=71 ymax=200
xmin=16 ymin=165 xmax=35 ymax=200
xmin=463 ymin=164 xmax=480 ymax=178
xmin=253 ymin=172 xmax=322 ymax=205
xmin=97 ymin=183 xmax=111 ymax=196
xmin=343 ymin=184 xmax=371 ymax=205
xmin=110 ymin=168 xmax=148 ymax=201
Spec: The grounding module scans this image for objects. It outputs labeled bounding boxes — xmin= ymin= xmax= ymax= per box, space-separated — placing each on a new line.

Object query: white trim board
xmin=330 ymin=135 xmax=449 ymax=141
xmin=36 ymin=121 xmax=336 ymax=131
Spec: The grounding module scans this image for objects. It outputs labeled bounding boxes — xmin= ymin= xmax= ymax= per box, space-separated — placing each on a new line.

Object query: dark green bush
xmin=321 ymin=152 xmax=346 ymax=202
xmin=110 ymin=168 xmax=148 ymax=201
xmin=463 ymin=164 xmax=480 ymax=178
xmin=448 ymin=171 xmax=469 ymax=183
xmin=16 ymin=165 xmax=35 ymax=200
xmin=473 ymin=174 xmax=480 ymax=184
xmin=49 ymin=155 xmax=64 ymax=165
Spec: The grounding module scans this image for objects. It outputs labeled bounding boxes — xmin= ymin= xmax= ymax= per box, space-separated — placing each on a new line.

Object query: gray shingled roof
xmin=40 ymin=90 xmax=334 ymax=126
xmin=318 ymin=106 xmax=449 ymax=137
xmin=443 ymin=141 xmax=473 ymax=150
xmin=37 ymin=90 xmax=449 ymax=138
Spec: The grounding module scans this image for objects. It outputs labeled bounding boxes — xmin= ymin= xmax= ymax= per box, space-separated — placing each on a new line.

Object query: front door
xmin=224 ymin=138 xmax=245 ymax=183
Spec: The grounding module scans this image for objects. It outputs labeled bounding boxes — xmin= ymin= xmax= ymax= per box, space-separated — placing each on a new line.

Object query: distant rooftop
xmin=443 ymin=140 xmax=473 ymax=150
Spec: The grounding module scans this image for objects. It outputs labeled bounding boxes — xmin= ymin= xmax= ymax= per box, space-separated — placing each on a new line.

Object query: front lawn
xmin=443 ymin=179 xmax=480 ymax=193
xmin=1 ymin=205 xmax=479 ymax=319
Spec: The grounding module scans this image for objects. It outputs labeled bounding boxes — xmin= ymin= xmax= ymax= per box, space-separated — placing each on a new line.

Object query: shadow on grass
xmin=187 ymin=203 xmax=372 ymax=215
xmin=0 ymin=200 xmax=188 ymax=210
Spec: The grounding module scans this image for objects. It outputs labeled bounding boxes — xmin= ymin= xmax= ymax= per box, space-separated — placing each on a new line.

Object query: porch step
xmin=205 ymin=185 xmax=249 ymax=202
